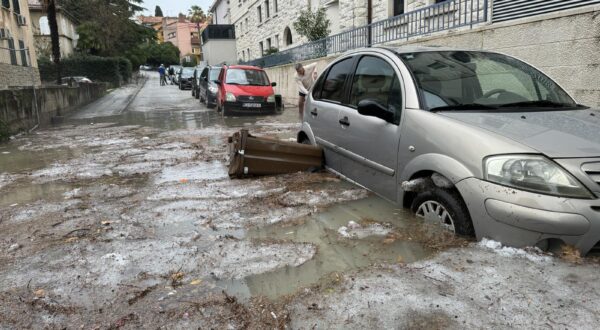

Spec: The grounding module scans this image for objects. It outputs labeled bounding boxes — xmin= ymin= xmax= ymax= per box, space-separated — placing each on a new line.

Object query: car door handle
xmin=339 ymin=116 xmax=350 ymax=127
xmin=310 ymin=109 xmax=318 ymax=116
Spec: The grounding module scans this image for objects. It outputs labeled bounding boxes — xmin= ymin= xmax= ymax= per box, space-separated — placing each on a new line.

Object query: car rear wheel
xmin=195 ymin=88 xmax=200 ymax=99
xmin=411 ymin=186 xmax=474 ymax=237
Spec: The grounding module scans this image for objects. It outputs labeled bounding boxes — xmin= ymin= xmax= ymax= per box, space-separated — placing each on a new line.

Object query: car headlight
xmin=266 ymin=94 xmax=276 ymax=103
xmin=209 ymin=86 xmax=218 ymax=93
xmin=226 ymin=92 xmax=236 ymax=102
xmin=484 ymin=155 xmax=593 ymax=199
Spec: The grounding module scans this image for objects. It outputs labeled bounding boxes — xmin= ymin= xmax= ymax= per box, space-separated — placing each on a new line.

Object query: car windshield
xmin=209 ymin=69 xmax=220 ymax=81
xmin=225 ymin=69 xmax=269 ymax=86
xmin=181 ymin=68 xmax=194 ymax=77
xmin=399 ymin=51 xmax=580 ymax=111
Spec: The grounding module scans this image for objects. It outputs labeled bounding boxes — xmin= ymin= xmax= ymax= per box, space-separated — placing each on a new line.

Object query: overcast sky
xmin=140 ymin=0 xmax=213 ymax=17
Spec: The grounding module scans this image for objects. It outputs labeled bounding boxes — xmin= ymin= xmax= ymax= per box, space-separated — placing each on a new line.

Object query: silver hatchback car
xmin=298 ymin=46 xmax=600 ymax=255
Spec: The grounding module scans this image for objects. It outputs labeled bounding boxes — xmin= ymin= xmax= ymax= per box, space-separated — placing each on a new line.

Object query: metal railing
xmin=243 ymin=0 xmax=488 ymax=68
xmin=492 ymin=0 xmax=600 ymax=23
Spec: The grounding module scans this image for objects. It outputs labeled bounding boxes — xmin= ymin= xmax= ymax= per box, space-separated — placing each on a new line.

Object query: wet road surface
xmin=1 ymin=75 xmax=600 ymax=329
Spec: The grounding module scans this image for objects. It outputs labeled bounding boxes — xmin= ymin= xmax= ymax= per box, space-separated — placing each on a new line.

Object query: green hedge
xmin=39 ymin=56 xmax=133 ymax=86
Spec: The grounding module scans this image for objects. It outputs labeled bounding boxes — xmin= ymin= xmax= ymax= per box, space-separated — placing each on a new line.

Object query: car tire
xmin=195 ymin=89 xmax=200 ymax=99
xmin=411 ymin=186 xmax=474 ymax=237
xmin=222 ymin=105 xmax=230 ymax=116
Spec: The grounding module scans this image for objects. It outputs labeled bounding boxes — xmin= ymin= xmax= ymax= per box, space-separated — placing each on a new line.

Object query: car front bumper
xmin=456 ymin=178 xmax=600 ymax=255
xmin=223 ymin=101 xmax=276 ymax=114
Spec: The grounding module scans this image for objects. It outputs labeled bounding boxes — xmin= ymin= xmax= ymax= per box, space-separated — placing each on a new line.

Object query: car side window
xmin=350 ymin=56 xmax=402 ymax=124
xmin=319 ymin=58 xmax=354 ymax=104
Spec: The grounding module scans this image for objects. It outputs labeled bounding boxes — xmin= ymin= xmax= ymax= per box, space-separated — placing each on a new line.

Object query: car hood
xmin=224 ymin=84 xmax=274 ymax=97
xmin=440 ymin=108 xmax=600 ymax=158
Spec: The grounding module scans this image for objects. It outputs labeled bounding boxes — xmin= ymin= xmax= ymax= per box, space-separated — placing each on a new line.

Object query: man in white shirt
xmin=295 ymin=62 xmax=318 ymax=118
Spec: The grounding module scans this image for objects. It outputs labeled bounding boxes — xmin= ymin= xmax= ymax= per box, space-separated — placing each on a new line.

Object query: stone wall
xmin=0 ymin=64 xmax=42 ymax=89
xmin=0 ymin=83 xmax=107 ymax=135
xmin=265 ymin=7 xmax=600 ymax=108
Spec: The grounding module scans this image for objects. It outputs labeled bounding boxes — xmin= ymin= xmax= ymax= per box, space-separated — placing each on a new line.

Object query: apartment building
xmin=28 ymin=0 xmax=79 ymax=59
xmin=163 ymin=14 xmax=207 ymax=63
xmin=0 ymin=0 xmax=40 ymax=88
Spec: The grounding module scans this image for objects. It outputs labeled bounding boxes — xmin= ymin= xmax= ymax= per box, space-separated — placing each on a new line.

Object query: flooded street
xmin=2 ymin=76 xmax=600 ymax=329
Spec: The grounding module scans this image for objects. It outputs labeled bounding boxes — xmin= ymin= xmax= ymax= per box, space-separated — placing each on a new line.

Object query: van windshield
xmin=399 ymin=51 xmax=581 ymax=111
xmin=226 ymin=69 xmax=270 ymax=86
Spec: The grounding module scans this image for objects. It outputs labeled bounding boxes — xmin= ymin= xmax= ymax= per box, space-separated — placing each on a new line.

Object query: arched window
xmin=284 ymin=27 xmax=292 ymax=46
xmin=39 ymin=16 xmax=50 ymax=35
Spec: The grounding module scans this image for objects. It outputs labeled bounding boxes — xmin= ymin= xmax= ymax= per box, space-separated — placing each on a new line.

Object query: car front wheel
xmin=411 ymin=186 xmax=474 ymax=237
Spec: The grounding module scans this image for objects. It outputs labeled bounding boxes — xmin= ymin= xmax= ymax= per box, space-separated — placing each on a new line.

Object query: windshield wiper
xmin=498 ymin=100 xmax=581 ymax=109
xmin=429 ymin=103 xmax=499 ymax=112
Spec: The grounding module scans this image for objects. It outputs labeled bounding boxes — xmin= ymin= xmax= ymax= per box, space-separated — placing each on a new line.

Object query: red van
xmin=216 ymin=65 xmax=277 ymax=116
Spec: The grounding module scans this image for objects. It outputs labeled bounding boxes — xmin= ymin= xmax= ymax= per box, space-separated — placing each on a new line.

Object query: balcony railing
xmin=243 ymin=0 xmax=488 ymax=68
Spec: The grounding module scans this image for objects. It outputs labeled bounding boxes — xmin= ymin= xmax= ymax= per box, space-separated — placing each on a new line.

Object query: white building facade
xmin=209 ymin=0 xmax=231 ymax=25
xmin=231 ymin=0 xmax=457 ymax=62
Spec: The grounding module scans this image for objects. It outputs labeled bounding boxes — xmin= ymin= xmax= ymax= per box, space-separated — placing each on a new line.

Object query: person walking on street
xmin=159 ymin=64 xmax=167 ymax=86
xmin=168 ymin=66 xmax=175 ymax=85
xmin=295 ymin=62 xmax=318 ymax=119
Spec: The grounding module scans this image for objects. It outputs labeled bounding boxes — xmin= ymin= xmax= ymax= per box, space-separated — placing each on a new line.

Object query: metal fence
xmin=244 ymin=0 xmax=488 ymax=68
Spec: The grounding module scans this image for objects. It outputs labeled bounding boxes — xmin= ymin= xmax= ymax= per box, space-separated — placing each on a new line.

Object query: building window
xmin=245 ymin=18 xmax=248 ymax=32
xmin=259 ymin=41 xmax=264 ymax=56
xmin=265 ymin=0 xmax=270 ymax=18
xmin=274 ymin=34 xmax=279 ymax=48
xmin=257 ymin=5 xmax=262 ymax=24
xmin=39 ymin=16 xmax=50 ymax=35
xmin=18 ymin=40 xmax=27 ymax=66
xmin=11 ymin=0 xmax=19 ymax=14
xmin=394 ymin=0 xmax=404 ymax=16
xmin=1 ymin=0 xmax=9 ymax=9
xmin=7 ymin=38 xmax=17 ymax=65
xmin=247 ymin=48 xmax=251 ymax=59
xmin=242 ymin=50 xmax=246 ymax=61
xmin=284 ymin=27 xmax=292 ymax=46
xmin=274 ymin=0 xmax=278 ymax=13
xmin=266 ymin=38 xmax=271 ymax=50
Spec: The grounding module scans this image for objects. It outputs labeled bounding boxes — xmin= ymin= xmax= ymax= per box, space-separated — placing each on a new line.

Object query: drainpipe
xmin=367 ymin=0 xmax=373 ymax=46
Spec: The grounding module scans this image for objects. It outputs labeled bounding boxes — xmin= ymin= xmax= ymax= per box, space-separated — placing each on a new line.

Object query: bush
xmin=39 ymin=55 xmax=124 ymax=86
xmin=0 ymin=118 xmax=9 ymax=142
xmin=117 ymin=57 xmax=133 ymax=83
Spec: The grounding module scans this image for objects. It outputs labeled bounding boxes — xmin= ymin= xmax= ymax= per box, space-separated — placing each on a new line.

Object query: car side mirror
xmin=271 ymin=82 xmax=277 ymax=87
xmin=357 ymin=99 xmax=394 ymax=123
xmin=213 ymin=80 xmax=221 ymax=85
xmin=203 ymin=77 xmax=208 ymax=81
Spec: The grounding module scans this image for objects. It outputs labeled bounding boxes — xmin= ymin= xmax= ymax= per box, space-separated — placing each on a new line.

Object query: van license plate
xmin=242 ymin=103 xmax=261 ymax=108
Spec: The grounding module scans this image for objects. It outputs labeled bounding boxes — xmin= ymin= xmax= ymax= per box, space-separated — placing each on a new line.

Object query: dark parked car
xmin=191 ymin=65 xmax=207 ymax=99
xmin=178 ymin=67 xmax=195 ymax=90
xmin=170 ymin=65 xmax=182 ymax=84
xmin=198 ymin=66 xmax=222 ymax=108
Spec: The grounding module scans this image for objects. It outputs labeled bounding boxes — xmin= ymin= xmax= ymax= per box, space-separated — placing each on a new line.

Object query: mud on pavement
xmin=1 ymin=117 xmax=600 ymax=329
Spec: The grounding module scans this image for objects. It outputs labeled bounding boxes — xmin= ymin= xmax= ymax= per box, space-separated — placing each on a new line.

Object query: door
xmin=336 ymin=55 xmax=404 ymax=201
xmin=199 ymin=67 xmax=209 ymax=96
xmin=307 ymin=56 xmax=355 ymax=173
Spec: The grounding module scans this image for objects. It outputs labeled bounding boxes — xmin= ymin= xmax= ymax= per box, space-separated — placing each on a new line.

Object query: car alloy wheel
xmin=415 ymin=200 xmax=456 ymax=233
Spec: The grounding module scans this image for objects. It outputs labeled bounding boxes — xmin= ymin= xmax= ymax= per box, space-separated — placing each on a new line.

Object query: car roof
xmin=350 ymin=45 xmax=495 ymax=55
xmin=226 ymin=65 xmax=262 ymax=70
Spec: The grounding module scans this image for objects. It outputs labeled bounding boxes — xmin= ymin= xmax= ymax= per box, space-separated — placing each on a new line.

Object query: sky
xmin=140 ymin=0 xmax=213 ymax=17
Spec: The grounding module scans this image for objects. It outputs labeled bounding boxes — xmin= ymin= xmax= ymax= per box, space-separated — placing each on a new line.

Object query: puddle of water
xmin=0 ymin=182 xmax=74 ymax=208
xmin=217 ymin=196 xmax=432 ymax=300
xmin=0 ymin=146 xmax=85 ymax=173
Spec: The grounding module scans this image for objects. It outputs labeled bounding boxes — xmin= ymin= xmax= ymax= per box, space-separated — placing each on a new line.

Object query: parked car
xmin=198 ymin=65 xmax=222 ymax=108
xmin=170 ymin=65 xmax=183 ymax=84
xmin=139 ymin=65 xmax=152 ymax=71
xmin=191 ymin=65 xmax=207 ymax=99
xmin=178 ymin=67 xmax=195 ymax=90
xmin=299 ymin=46 xmax=600 ymax=255
xmin=216 ymin=65 xmax=277 ymax=116
xmin=61 ymin=76 xmax=92 ymax=85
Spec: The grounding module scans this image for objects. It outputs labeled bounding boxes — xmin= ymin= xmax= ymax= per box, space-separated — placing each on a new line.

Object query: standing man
xmin=158 ymin=64 xmax=166 ymax=86
xmin=295 ymin=62 xmax=318 ymax=119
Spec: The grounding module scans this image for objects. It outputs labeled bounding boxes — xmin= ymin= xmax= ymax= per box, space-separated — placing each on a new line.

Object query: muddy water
xmin=218 ymin=197 xmax=432 ymax=300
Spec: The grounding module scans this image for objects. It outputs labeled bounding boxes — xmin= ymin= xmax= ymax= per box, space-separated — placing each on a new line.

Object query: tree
xmin=188 ymin=5 xmax=207 ymax=24
xmin=42 ymin=0 xmax=61 ymax=84
xmin=265 ymin=47 xmax=279 ymax=56
xmin=293 ymin=7 xmax=331 ymax=42
xmin=155 ymin=5 xmax=163 ymax=17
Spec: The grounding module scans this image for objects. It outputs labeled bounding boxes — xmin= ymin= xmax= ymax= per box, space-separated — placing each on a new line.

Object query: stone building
xmin=28 ymin=0 xmax=78 ymax=60
xmin=209 ymin=0 xmax=231 ymax=25
xmin=0 ymin=0 xmax=40 ymax=89
xmin=231 ymin=0 xmax=456 ymax=62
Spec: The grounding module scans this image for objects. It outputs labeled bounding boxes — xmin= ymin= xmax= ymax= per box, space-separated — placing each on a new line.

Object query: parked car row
xmin=299 ymin=46 xmax=600 ymax=255
xmin=176 ymin=64 xmax=280 ymax=117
